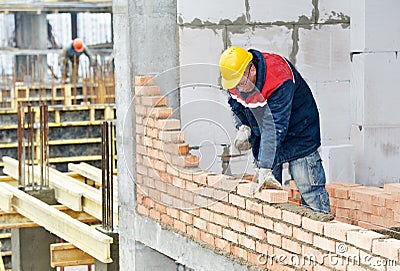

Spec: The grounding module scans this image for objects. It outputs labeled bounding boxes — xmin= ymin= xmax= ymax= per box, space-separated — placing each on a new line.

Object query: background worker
xmin=219 ymin=46 xmax=331 ymax=214
xmin=58 ymin=37 xmax=96 ymax=82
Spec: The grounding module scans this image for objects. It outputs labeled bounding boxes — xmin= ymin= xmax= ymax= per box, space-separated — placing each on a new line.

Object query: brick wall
xmin=134 ymin=76 xmax=400 ymax=271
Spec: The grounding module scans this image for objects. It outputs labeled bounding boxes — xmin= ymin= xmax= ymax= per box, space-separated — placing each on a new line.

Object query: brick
xmin=141 ymin=96 xmax=167 ymax=107
xmin=211 ymin=212 xmax=229 ymax=226
xmin=282 ymin=237 xmax=301 ymax=254
xmin=160 ymin=214 xmax=173 ymax=227
xmin=137 ymin=205 xmax=149 ymax=216
xmin=159 ymin=130 xmax=185 ymax=143
xmin=207 ymin=223 xmax=223 ymax=237
xmin=156 ymin=119 xmax=181 ymax=131
xmin=148 ymin=107 xmax=173 ymax=119
xmin=193 ymin=217 xmax=207 ymax=231
xmin=223 ymin=228 xmax=238 ymax=243
xmin=266 ymin=231 xmax=282 ymax=247
xmin=349 ymin=186 xmax=384 ymax=202
xmin=238 ymin=209 xmax=255 ymax=224
xmin=281 ymin=210 xmax=302 ymax=226
xmin=135 ymin=75 xmax=154 ymax=86
xmin=215 ymin=237 xmax=230 ymax=253
xmin=186 ymin=225 xmax=201 ymax=240
xmin=209 ymin=202 xmax=238 ymax=217
xmin=293 ymin=226 xmax=313 ymax=244
xmin=173 ymin=219 xmax=186 ymax=233
xmin=274 ymin=221 xmax=293 ymax=237
xmin=346 ymin=229 xmax=387 ymax=251
xmin=200 ymin=231 xmax=215 ymax=246
xmin=231 ymin=245 xmax=247 ymax=261
xmin=192 ymin=171 xmax=208 ymax=185
xmin=179 ymin=211 xmax=193 ymax=224
xmin=228 ymin=218 xmax=246 ymax=233
xmin=246 ymin=225 xmax=267 ymax=240
xmin=229 ymin=194 xmax=246 ymax=208
xmin=246 ymin=199 xmax=263 ymax=214
xmin=237 ymin=183 xmax=253 ymax=198
xmin=255 ymin=189 xmax=288 ymax=203
xmin=313 ymin=235 xmax=335 ymax=253
xmin=372 ymin=238 xmax=400 ymax=261
xmin=324 ymin=220 xmax=362 ymax=242
xmin=134 ymin=85 xmax=160 ymax=96
xmin=263 ymin=204 xmax=282 ymax=219
xmin=239 ymin=234 xmax=256 ymax=250
xmin=253 ymin=214 xmax=274 ymax=230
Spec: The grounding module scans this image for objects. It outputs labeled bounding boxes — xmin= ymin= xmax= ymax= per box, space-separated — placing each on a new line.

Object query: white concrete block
xmin=351 ymin=125 xmax=400 ymax=187
xmin=351 ymin=0 xmax=400 ymax=52
xmin=351 ymin=52 xmax=400 ymax=126
xmin=315 ymin=81 xmax=352 ymax=145
xmin=320 ymin=145 xmax=355 ymax=184
xmin=296 ymin=24 xmax=351 ymax=82
xmin=177 ymin=0 xmax=245 ymax=24
xmin=249 ymin=0 xmax=313 ymax=23
xmin=228 ymin=25 xmax=293 ymax=58
xmin=318 ymin=0 xmax=350 ymax=23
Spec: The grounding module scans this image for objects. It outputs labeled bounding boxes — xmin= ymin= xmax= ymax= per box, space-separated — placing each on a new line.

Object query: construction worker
xmin=58 ymin=38 xmax=96 ymax=82
xmin=219 ymin=46 xmax=331 ymax=214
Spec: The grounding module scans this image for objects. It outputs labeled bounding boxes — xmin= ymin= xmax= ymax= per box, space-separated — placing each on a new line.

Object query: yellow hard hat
xmin=219 ymin=46 xmax=253 ymax=89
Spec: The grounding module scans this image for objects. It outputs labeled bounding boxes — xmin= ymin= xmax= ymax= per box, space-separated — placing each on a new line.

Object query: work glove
xmin=234 ymin=125 xmax=251 ymax=151
xmin=250 ymin=168 xmax=282 ymax=195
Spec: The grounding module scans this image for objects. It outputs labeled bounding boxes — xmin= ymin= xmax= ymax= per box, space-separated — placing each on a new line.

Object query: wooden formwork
xmin=0 ymin=104 xmax=116 ymax=174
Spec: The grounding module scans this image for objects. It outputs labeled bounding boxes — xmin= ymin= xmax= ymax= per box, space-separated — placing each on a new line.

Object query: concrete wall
xmin=177 ymin=0 xmax=356 ymax=183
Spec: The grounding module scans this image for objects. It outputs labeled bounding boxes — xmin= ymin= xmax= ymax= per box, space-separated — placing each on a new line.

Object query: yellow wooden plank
xmin=50 ymin=243 xmax=95 ymax=267
xmin=0 ymin=182 xmax=112 ymax=263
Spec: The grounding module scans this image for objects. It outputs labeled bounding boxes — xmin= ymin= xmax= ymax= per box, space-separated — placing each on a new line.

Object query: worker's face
xmin=235 ymin=63 xmax=255 ymax=93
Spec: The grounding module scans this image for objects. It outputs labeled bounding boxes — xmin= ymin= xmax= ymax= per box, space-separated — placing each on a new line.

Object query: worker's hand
xmin=250 ymin=168 xmax=282 ymax=195
xmin=234 ymin=125 xmax=251 ymax=151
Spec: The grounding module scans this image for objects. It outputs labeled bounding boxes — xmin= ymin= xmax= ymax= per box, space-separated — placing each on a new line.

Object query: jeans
xmin=289 ymin=150 xmax=331 ymax=214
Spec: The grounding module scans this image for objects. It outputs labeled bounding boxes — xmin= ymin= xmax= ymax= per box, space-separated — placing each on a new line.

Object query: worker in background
xmin=219 ymin=46 xmax=331 ymax=214
xmin=58 ymin=38 xmax=96 ymax=82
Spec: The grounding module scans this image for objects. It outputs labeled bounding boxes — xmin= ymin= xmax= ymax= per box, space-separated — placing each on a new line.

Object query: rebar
xmin=101 ymin=120 xmax=114 ymax=231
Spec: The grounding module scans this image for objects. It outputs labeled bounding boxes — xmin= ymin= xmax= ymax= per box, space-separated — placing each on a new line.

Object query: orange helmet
xmin=72 ymin=38 xmax=84 ymax=53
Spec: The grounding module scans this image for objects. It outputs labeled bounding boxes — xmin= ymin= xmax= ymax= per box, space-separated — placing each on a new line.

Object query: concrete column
xmin=135 ymin=242 xmax=178 ymax=270
xmin=113 ymin=0 xmax=179 ymax=270
xmin=94 ymin=228 xmax=119 ymax=271
xmin=11 ymin=227 xmax=57 ymax=271
xmin=14 ymin=12 xmax=48 ymax=82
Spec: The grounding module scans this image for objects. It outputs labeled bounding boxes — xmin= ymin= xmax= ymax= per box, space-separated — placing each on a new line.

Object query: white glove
xmin=234 ymin=125 xmax=251 ymax=151
xmin=250 ymin=168 xmax=282 ymax=195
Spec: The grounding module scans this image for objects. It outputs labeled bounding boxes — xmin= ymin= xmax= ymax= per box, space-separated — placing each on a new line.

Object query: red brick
xmin=207 ymin=223 xmax=223 ymax=237
xmin=179 ymin=211 xmax=193 ymax=224
xmin=293 ymin=227 xmax=313 ymax=244
xmin=134 ymin=84 xmax=159 ymax=96
xmin=239 ymin=234 xmax=256 ymax=250
xmin=192 ymin=171 xmax=208 ymax=185
xmin=348 ymin=230 xmax=388 ymax=253
xmin=160 ymin=214 xmax=173 ymax=227
xmin=215 ymin=237 xmax=230 ymax=253
xmin=166 ymin=207 xmax=179 ymax=219
xmin=186 ymin=225 xmax=201 ymax=240
xmin=193 ymin=217 xmax=207 ymax=231
xmin=228 ymin=218 xmax=246 ymax=233
xmin=211 ymin=212 xmax=229 ymax=227
xmin=237 ymin=183 xmax=253 ymax=197
xmin=246 ymin=199 xmax=263 ymax=214
xmin=156 ymin=119 xmax=181 ymax=131
xmin=223 ymin=228 xmax=238 ymax=243
xmin=141 ymin=96 xmax=167 ymax=107
xmin=248 ymin=252 xmax=265 ymax=267
xmin=246 ymin=225 xmax=267 ymax=240
xmin=135 ymin=75 xmax=154 ymax=86
xmin=349 ymin=186 xmax=384 ymax=202
xmin=238 ymin=209 xmax=255 ymax=223
xmin=209 ymin=202 xmax=238 ymax=217
xmin=313 ymin=235 xmax=336 ymax=253
xmin=200 ymin=231 xmax=215 ymax=246
xmin=263 ymin=204 xmax=282 ymax=219
xmin=137 ymin=205 xmax=149 ymax=216
xmin=171 ymin=154 xmax=199 ymax=168
xmin=173 ymin=219 xmax=186 ymax=233
xmin=266 ymin=231 xmax=282 ymax=247
xmin=323 ymin=220 xmax=362 ymax=242
xmin=282 ymin=237 xmax=301 ymax=254
xmin=231 ymin=245 xmax=248 ymax=261
xmin=255 ymin=189 xmax=288 ymax=203
xmin=254 ymin=214 xmax=274 ymax=230
xmin=255 ymin=241 xmax=274 ymax=255
xmin=281 ymin=210 xmax=302 ymax=226
xmin=159 ymin=130 xmax=185 ymax=143
xmin=274 ymin=221 xmax=293 ymax=237
xmin=372 ymin=238 xmax=400 ymax=261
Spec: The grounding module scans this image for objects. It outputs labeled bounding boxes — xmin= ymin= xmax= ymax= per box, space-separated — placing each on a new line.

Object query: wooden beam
xmin=0 ymin=189 xmax=13 ymax=213
xmin=0 ymin=205 xmax=98 ymax=230
xmin=50 ymin=243 xmax=95 ymax=267
xmin=0 ymin=182 xmax=112 ymax=263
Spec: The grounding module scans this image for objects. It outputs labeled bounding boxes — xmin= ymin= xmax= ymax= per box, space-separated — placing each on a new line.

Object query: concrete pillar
xmin=14 ymin=12 xmax=48 ymax=82
xmin=135 ymin=242 xmax=178 ymax=271
xmin=113 ymin=0 xmax=179 ymax=270
xmin=350 ymin=0 xmax=400 ymax=186
xmin=11 ymin=227 xmax=57 ymax=271
xmin=94 ymin=228 xmax=119 ymax=271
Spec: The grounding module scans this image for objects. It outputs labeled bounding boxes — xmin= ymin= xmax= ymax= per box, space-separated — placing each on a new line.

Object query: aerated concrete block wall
xmin=134 ymin=76 xmax=400 ymax=271
xmin=177 ymin=0 xmax=354 ymax=182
